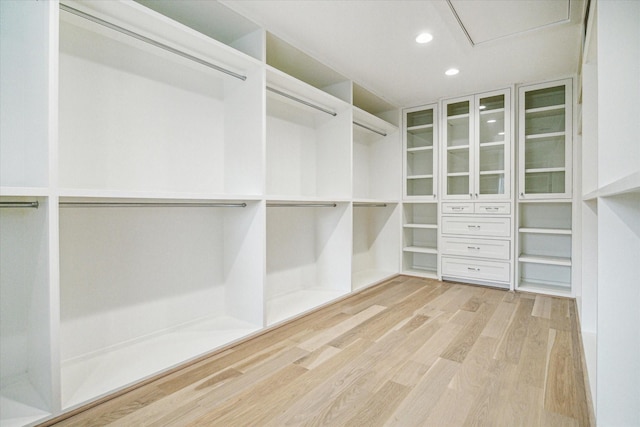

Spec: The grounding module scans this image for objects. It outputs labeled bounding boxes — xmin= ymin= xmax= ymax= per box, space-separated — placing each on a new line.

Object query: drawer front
xmin=441 ymin=237 xmax=510 ymax=260
xmin=442 ymin=257 xmax=511 ymax=283
xmin=442 ymin=216 xmax=511 ymax=238
xmin=475 ymin=203 xmax=511 ymax=215
xmin=442 ymin=203 xmax=473 ymax=214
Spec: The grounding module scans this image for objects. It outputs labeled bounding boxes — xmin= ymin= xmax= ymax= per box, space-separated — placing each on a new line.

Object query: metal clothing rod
xmin=59 ymin=4 xmax=247 ymax=81
xmin=353 ymin=121 xmax=387 ymax=137
xmin=354 ymin=203 xmax=388 ymax=207
xmin=267 ymin=203 xmax=337 ymax=208
xmin=59 ymin=202 xmax=246 ymax=208
xmin=267 ymin=87 xmax=337 ymax=117
xmin=0 ymin=201 xmax=39 ymax=209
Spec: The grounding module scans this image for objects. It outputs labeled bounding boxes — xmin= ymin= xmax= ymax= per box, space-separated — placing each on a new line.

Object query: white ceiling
xmin=221 ymin=0 xmax=585 ymax=108
xmin=137 ymin=0 xmax=586 ymax=108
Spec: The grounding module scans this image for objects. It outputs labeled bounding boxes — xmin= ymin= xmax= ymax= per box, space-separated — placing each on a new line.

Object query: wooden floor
xmin=48 ymin=276 xmax=593 ymax=426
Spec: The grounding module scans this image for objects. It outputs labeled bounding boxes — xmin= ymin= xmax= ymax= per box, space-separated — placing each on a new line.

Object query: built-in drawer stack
xmin=440 ymin=202 xmax=512 ymax=288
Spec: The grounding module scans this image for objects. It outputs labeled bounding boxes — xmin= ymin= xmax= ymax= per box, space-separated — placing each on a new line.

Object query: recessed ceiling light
xmin=415 ymin=33 xmax=433 ymax=44
xmin=445 ymin=68 xmax=459 ymax=76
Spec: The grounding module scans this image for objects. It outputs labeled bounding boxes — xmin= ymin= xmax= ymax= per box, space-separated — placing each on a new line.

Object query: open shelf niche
xmin=266 ymin=202 xmax=352 ymax=326
xmin=352 ymin=108 xmax=400 ymax=201
xmin=517 ymin=201 xmax=572 ymax=294
xmin=134 ymin=0 xmax=265 ymax=61
xmin=58 ymin=198 xmax=264 ymax=409
xmin=0 ymin=197 xmax=53 ymax=427
xmin=58 ymin=0 xmax=264 ymax=197
xmin=402 ymin=202 xmax=438 ymax=277
xmin=352 ymin=202 xmax=401 ymax=290
xmin=266 ymin=69 xmax=352 ymax=200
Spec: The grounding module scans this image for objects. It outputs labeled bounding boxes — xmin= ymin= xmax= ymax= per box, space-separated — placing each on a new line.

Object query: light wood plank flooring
xmin=46 ymin=276 xmax=593 ymax=426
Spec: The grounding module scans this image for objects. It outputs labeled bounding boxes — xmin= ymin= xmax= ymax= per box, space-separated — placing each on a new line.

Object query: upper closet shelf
xmin=353 ymin=107 xmax=398 ymax=137
xmin=267 ymin=67 xmax=350 ymax=117
xmin=61 ymin=0 xmax=260 ymax=81
xmin=582 ymin=171 xmax=640 ymax=200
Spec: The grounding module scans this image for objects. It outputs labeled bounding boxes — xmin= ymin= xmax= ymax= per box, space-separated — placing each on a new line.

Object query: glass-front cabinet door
xmin=442 ymin=98 xmax=472 ymax=199
xmin=518 ymin=79 xmax=572 ymax=199
xmin=404 ymin=104 xmax=437 ymax=199
xmin=442 ymin=88 xmax=511 ymax=200
xmin=476 ymin=89 xmax=511 ymax=198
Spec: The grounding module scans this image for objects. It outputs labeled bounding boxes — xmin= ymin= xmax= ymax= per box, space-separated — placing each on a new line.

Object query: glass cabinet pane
xmin=407 ymin=149 xmax=433 ymax=176
xmin=407 ymin=109 xmax=433 ymax=128
xmin=407 ymin=127 xmax=433 ymax=149
xmin=522 ymin=83 xmax=569 ymax=197
xmin=525 ymin=85 xmax=565 ymax=110
xmin=444 ymin=100 xmax=470 ymax=197
xmin=405 ymin=106 xmax=436 ymax=197
xmin=478 ymin=94 xmax=506 ymax=195
xmin=407 ymin=177 xmax=433 ymax=196
xmin=448 ymin=175 xmax=469 ymax=195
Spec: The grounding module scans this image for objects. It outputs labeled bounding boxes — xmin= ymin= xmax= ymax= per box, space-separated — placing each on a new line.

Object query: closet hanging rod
xmin=267 ymin=203 xmax=337 ymax=208
xmin=59 ymin=202 xmax=246 ymax=208
xmin=0 ymin=201 xmax=39 ymax=209
xmin=266 ymin=87 xmax=337 ymax=117
xmin=353 ymin=121 xmax=387 ymax=137
xmin=59 ymin=4 xmax=247 ymax=81
xmin=354 ymin=203 xmax=388 ymax=207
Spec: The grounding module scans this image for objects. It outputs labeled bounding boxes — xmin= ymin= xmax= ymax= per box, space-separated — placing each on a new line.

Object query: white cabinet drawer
xmin=441 ymin=237 xmax=510 ymax=260
xmin=442 ymin=203 xmax=473 ymax=214
xmin=475 ymin=203 xmax=511 ymax=215
xmin=442 ymin=216 xmax=511 ymax=238
xmin=442 ymin=257 xmax=511 ymax=283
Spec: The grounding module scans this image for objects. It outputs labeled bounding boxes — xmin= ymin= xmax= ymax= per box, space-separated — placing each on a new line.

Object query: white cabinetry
xmin=402 ymin=203 xmax=438 ymax=277
xmin=440 ymin=202 xmax=512 ymax=288
xmin=442 ymin=89 xmax=511 ymax=200
xmin=516 ymin=79 xmax=574 ymax=296
xmin=518 ymin=79 xmax=572 ymax=199
xmin=404 ymin=105 xmax=437 ymax=199
xmin=1 ymin=1 xmax=404 ymax=421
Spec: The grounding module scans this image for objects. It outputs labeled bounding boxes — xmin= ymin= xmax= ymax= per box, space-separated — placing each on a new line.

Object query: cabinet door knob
xmin=520 ymin=192 xmax=524 ymax=198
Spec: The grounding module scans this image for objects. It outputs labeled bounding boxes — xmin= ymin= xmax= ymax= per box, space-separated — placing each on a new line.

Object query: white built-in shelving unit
xmin=578 ymin=1 xmax=640 ymax=424
xmin=402 ymin=203 xmax=439 ymax=277
xmin=516 ymin=79 xmax=574 ymax=296
xmin=0 ymin=1 xmax=404 ymax=424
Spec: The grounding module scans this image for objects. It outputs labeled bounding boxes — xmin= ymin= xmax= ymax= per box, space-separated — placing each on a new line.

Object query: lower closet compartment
xmin=0 ymin=197 xmax=52 ymax=427
xmin=266 ymin=202 xmax=351 ymax=326
xmin=58 ymin=200 xmax=263 ymax=409
xmin=352 ymin=203 xmax=400 ymax=290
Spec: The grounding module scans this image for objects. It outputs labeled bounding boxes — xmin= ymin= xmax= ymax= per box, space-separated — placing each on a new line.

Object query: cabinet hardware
xmin=0 ymin=201 xmax=39 ymax=209
xmin=486 ymin=207 xmax=499 ymax=211
xmin=467 ymin=267 xmax=481 ymax=272
xmin=59 ymin=4 xmax=248 ymax=81
xmin=467 ymin=246 xmax=480 ymax=250
xmin=452 ymin=206 xmax=465 ymax=211
xmin=467 ymin=225 xmax=481 ymax=229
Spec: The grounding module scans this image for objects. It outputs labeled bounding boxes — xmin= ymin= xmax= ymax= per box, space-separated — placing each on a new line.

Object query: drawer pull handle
xmin=486 ymin=207 xmax=499 ymax=211
xmin=467 ymin=246 xmax=480 ymax=250
xmin=467 ymin=225 xmax=481 ymax=229
xmin=467 ymin=267 xmax=481 ymax=272
xmin=452 ymin=207 xmax=465 ymax=211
